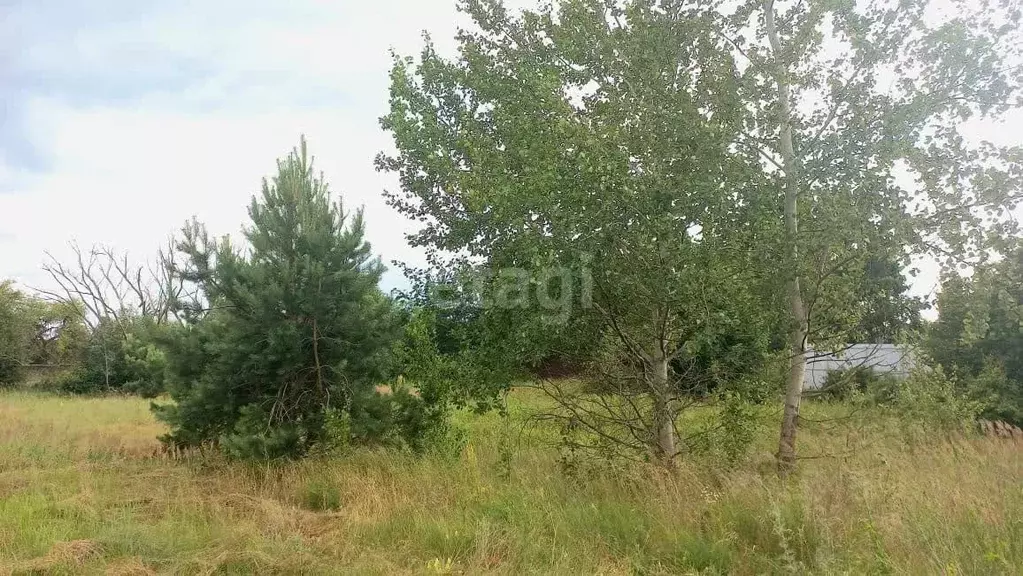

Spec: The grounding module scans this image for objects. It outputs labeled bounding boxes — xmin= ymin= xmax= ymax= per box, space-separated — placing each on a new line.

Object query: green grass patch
xmin=1 ymin=388 xmax=1021 ymax=574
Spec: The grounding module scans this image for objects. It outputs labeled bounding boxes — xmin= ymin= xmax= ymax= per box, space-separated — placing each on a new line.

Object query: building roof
xmin=803 ymin=343 xmax=916 ymax=390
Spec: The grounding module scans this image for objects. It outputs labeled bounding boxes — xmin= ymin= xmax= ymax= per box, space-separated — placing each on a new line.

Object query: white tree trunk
xmin=764 ymin=0 xmax=808 ymax=476
xmin=651 ymin=354 xmax=676 ymax=461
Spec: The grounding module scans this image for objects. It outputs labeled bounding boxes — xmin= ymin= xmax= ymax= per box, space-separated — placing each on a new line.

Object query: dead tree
xmin=35 ymin=241 xmax=186 ymax=386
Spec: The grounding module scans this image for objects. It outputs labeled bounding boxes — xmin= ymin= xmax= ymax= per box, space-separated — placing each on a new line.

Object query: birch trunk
xmin=764 ymin=0 xmax=808 ymax=476
xmin=651 ymin=354 xmax=676 ymax=461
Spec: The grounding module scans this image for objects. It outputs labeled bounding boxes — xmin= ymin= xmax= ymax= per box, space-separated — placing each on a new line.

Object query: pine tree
xmin=154 ymin=137 xmax=399 ymax=458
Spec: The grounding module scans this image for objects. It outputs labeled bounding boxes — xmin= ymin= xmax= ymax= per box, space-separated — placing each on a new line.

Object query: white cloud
xmin=0 ymin=0 xmax=475 ymax=293
xmin=0 ymin=100 xmax=428 ymax=291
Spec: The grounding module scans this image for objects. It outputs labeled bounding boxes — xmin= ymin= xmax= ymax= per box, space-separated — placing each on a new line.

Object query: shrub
xmin=873 ymin=365 xmax=981 ymax=437
xmin=966 ymin=358 xmax=1023 ymax=427
xmin=55 ymin=320 xmax=168 ymax=397
xmin=387 ymin=308 xmax=471 ymax=456
xmin=346 ymin=384 xmax=467 ymax=457
xmin=716 ymin=393 xmax=763 ymax=465
xmin=311 ymin=407 xmax=352 ymax=456
xmin=682 ymin=391 xmax=764 ymax=467
xmin=925 ymin=252 xmax=1023 ymax=428
xmin=817 ymin=366 xmax=899 ymax=402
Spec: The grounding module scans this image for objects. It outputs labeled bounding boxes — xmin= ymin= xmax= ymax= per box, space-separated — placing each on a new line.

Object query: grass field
xmin=1 ymin=389 xmax=1021 ymax=575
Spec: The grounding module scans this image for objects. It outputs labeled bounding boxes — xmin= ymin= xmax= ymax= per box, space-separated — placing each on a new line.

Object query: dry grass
xmin=0 ymin=389 xmax=1021 ymax=575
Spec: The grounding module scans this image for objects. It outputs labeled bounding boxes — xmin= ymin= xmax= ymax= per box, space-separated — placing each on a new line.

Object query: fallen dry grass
xmin=0 ymin=389 xmax=1021 ymax=574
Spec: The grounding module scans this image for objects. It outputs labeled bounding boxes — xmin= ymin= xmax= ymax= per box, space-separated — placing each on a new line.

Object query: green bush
xmin=925 ymin=251 xmax=1023 ymax=428
xmin=885 ymin=366 xmax=981 ymax=432
xmin=844 ymin=365 xmax=982 ymax=441
xmin=35 ymin=370 xmax=78 ymax=393
xmin=966 ymin=359 xmax=1023 ymax=427
xmin=683 ymin=391 xmax=764 ymax=467
xmin=56 ymin=320 xmax=168 ymax=397
xmin=387 ymin=308 xmax=471 ymax=456
xmin=346 ymin=384 xmax=467 ymax=457
xmin=311 ymin=407 xmax=352 ymax=456
xmin=817 ymin=366 xmax=898 ymax=402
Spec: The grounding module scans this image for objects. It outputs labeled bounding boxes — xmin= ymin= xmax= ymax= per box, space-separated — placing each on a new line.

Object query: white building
xmin=803 ymin=343 xmax=917 ymax=390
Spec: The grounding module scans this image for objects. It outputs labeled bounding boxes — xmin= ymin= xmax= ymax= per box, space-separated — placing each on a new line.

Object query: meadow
xmin=0 ymin=388 xmax=1021 ymax=575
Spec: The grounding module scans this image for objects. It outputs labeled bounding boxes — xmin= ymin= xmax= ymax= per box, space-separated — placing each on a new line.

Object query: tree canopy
xmin=380 ymin=0 xmax=1022 ymax=468
xmin=927 ymin=246 xmax=1023 ymax=426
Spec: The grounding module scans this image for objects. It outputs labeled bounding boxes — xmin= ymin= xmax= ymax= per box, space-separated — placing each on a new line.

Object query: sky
xmin=0 ymin=0 xmax=1020 ymax=311
xmin=0 ymin=0 xmax=480 ymax=294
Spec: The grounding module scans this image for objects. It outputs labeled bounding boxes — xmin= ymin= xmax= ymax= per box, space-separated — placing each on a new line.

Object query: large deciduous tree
xmin=382 ymin=0 xmax=1021 ymax=469
xmin=734 ymin=0 xmax=1022 ymax=473
xmin=379 ymin=0 xmax=777 ymax=463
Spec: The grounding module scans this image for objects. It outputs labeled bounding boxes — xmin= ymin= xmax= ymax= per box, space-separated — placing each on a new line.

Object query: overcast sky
xmin=0 ymin=0 xmax=483 ymax=294
xmin=1 ymin=0 xmax=1019 ymax=308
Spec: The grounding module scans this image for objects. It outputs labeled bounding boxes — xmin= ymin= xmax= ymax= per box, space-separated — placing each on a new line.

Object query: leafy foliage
xmin=0 ymin=282 xmax=88 ymax=387
xmin=379 ymin=0 xmax=779 ymax=463
xmin=53 ymin=317 xmax=169 ymax=397
xmin=927 ymin=248 xmax=1023 ymax=425
xmin=731 ymin=0 xmax=1022 ymax=469
xmin=879 ymin=366 xmax=982 ymax=439
xmin=0 ymin=282 xmax=33 ymax=386
xmin=849 ymin=258 xmax=927 ymax=344
xmin=816 ymin=366 xmax=899 ymax=403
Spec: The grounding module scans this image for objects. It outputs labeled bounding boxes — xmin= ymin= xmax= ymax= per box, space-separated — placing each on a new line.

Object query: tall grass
xmin=0 ymin=389 xmax=1020 ymax=574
